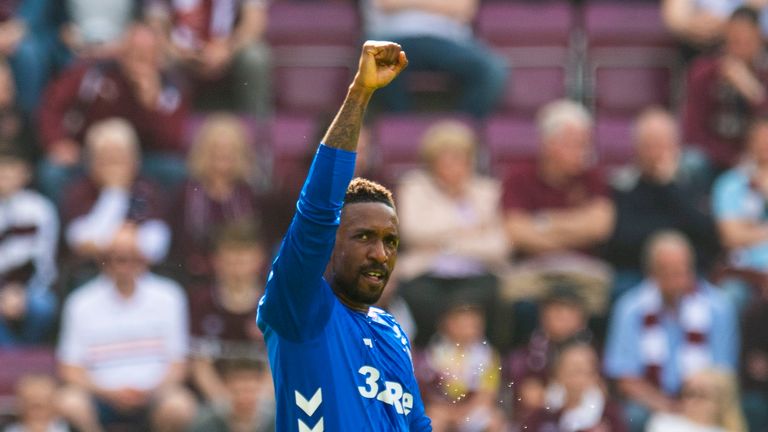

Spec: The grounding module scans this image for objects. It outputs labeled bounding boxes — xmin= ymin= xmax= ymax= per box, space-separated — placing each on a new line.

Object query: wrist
xmin=348 ymin=80 xmax=376 ymax=100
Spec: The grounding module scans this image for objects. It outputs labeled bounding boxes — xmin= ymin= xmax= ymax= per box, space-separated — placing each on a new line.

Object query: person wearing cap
xmin=0 ymin=141 xmax=58 ymax=346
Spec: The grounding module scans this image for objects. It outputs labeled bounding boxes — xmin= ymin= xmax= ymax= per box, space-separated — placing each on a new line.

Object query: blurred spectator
xmin=663 ymin=0 xmax=768 ymax=50
xmin=739 ymin=294 xmax=768 ymax=431
xmin=395 ymin=120 xmax=510 ymax=347
xmin=360 ymin=0 xmax=506 ymax=118
xmin=56 ymin=224 xmax=196 ymax=432
xmin=646 ymin=368 xmax=746 ymax=432
xmin=0 ymin=60 xmax=36 ymax=161
xmin=59 ymin=0 xmax=139 ymax=59
xmin=188 ymin=222 xmax=267 ymax=403
xmin=0 ymin=142 xmax=58 ymax=346
xmin=502 ymin=100 xmax=613 ymax=314
xmin=712 ymin=116 xmax=768 ymax=308
xmin=415 ymin=304 xmax=506 ymax=432
xmin=62 ymin=119 xmax=170 ymax=282
xmin=0 ymin=261 xmax=56 ymax=346
xmin=168 ymin=114 xmax=264 ymax=282
xmin=0 ymin=0 xmax=64 ymax=114
xmin=506 ymin=283 xmax=592 ymax=422
xmin=61 ymin=119 xmax=170 ymax=268
xmin=683 ymin=6 xmax=768 ymax=175
xmin=520 ymin=342 xmax=628 ymax=432
xmin=604 ymin=107 xmax=720 ymax=300
xmin=188 ymin=359 xmax=274 ymax=432
xmin=148 ymin=0 xmax=272 ymax=117
xmin=3 ymin=374 xmax=71 ymax=432
xmin=604 ymin=231 xmax=738 ymax=432
xmin=38 ymin=23 xmax=188 ymax=200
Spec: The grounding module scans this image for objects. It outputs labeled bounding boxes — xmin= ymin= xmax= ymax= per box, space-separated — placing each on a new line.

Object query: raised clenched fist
xmin=352 ymin=40 xmax=408 ymax=91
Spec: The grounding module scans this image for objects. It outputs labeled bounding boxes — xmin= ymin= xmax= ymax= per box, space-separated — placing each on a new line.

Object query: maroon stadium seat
xmin=476 ymin=2 xmax=572 ymax=47
xmin=266 ymin=2 xmax=359 ymax=115
xmin=0 ymin=348 xmax=56 ymax=415
xmin=595 ymin=115 xmax=635 ymax=167
xmin=372 ymin=114 xmax=477 ymax=185
xmin=476 ymin=2 xmax=574 ymax=115
xmin=273 ymin=64 xmax=352 ymax=114
xmin=584 ymin=2 xmax=673 ymax=47
xmin=267 ymin=114 xmax=318 ymax=189
xmin=482 ymin=115 xmax=539 ymax=179
xmin=266 ymin=1 xmax=360 ymax=47
xmin=584 ymin=3 xmax=681 ymax=116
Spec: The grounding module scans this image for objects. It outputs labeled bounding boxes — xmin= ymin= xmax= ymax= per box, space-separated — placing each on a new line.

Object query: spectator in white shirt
xmin=56 ymin=224 xmax=196 ymax=432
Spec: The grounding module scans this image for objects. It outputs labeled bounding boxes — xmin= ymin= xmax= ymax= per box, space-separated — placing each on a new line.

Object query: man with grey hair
xmin=604 ymin=107 xmax=720 ymax=300
xmin=61 ymin=118 xmax=171 ymax=265
xmin=604 ymin=230 xmax=737 ymax=432
xmin=502 ymin=99 xmax=613 ymax=257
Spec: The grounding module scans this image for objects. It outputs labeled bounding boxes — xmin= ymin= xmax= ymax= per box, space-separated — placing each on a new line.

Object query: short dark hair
xmin=344 ymin=177 xmax=395 ymax=209
xmin=730 ymin=5 xmax=759 ymax=25
xmin=213 ymin=221 xmax=264 ymax=252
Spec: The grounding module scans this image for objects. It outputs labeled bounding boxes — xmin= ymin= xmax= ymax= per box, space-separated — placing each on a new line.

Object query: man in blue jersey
xmin=257 ymin=41 xmax=432 ymax=431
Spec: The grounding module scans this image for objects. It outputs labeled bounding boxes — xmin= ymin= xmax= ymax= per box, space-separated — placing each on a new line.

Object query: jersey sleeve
xmin=257 ymin=144 xmax=356 ymax=341
xmin=408 ymin=384 xmax=433 ymax=431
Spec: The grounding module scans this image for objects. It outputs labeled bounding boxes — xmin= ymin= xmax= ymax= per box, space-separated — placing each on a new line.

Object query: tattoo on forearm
xmin=322 ymin=89 xmax=371 ymax=152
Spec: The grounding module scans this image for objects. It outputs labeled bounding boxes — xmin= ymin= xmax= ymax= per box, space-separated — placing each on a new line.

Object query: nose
xmin=368 ymin=239 xmax=388 ymax=263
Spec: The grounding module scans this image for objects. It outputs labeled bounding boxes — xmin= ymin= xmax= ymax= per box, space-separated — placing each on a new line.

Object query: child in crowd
xmin=521 ymin=341 xmax=627 ymax=432
xmin=646 ymin=368 xmax=746 ymax=432
xmin=416 ymin=304 xmax=506 ymax=432
xmin=188 ymin=359 xmax=274 ymax=432
xmin=0 ymin=142 xmax=58 ymax=346
xmin=3 ymin=374 xmax=70 ymax=432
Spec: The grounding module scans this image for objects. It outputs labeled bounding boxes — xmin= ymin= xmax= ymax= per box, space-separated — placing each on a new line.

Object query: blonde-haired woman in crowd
xmin=646 ymin=368 xmax=746 ymax=432
xmin=396 ymin=119 xmax=510 ymax=347
xmin=168 ymin=113 xmax=265 ymax=283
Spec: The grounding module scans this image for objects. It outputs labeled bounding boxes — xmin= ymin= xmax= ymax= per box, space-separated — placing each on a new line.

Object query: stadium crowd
xmin=2 ymin=0 xmax=768 ymax=431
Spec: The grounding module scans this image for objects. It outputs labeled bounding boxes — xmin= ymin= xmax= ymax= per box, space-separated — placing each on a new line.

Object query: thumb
xmin=361 ymin=46 xmax=379 ymax=70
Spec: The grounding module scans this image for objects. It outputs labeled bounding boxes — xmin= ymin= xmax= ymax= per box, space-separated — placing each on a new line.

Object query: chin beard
xmin=335 ymin=279 xmax=386 ymax=306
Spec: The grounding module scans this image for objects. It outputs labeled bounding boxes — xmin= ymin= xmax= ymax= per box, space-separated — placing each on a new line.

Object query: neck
xmin=331 ymin=285 xmax=369 ymax=313
xmin=204 ymin=177 xmax=235 ymax=200
xmin=338 ymin=295 xmax=369 ymax=313
xmin=661 ymin=292 xmax=682 ymax=309
xmin=218 ymin=282 xmax=259 ymax=312
xmin=563 ymin=390 xmax=582 ymax=409
xmin=114 ymin=277 xmax=137 ymax=299
xmin=540 ymin=159 xmax=569 ymax=187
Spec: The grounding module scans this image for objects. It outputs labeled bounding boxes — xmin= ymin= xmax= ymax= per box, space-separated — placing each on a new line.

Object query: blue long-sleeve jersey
xmin=257 ymin=144 xmax=432 ymax=431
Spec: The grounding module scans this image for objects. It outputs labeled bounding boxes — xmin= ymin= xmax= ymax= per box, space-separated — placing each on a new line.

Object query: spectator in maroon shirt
xmin=37 ymin=23 xmax=189 ymax=202
xmin=188 ymin=222 xmax=267 ymax=404
xmin=683 ymin=6 xmax=768 ymax=177
xmin=60 ymin=118 xmax=170 ymax=284
xmin=147 ymin=0 xmax=271 ymax=117
xmin=503 ymin=99 xmax=613 ymax=258
xmin=168 ymin=114 xmax=265 ymax=283
xmin=501 ymin=99 xmax=614 ymax=316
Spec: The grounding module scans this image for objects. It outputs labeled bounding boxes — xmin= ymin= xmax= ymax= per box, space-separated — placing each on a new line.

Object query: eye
xmin=386 ymin=237 xmax=399 ymax=248
xmin=356 ymin=233 xmax=369 ymax=241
